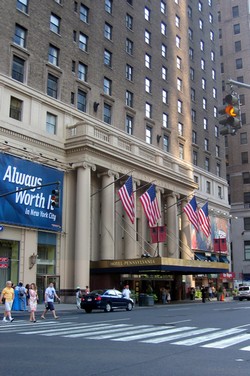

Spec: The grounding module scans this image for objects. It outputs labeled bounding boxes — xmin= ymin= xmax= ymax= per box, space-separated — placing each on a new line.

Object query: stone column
xmin=100 ymin=170 xmax=118 ymax=260
xmin=73 ymin=162 xmax=96 ymax=289
xmin=181 ymin=198 xmax=194 ymax=289
xmin=166 ymin=192 xmax=179 ymax=258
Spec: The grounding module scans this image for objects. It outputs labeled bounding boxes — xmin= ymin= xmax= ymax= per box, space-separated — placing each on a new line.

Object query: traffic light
xmin=51 ymin=189 xmax=60 ymax=208
xmin=219 ymin=94 xmax=241 ymax=136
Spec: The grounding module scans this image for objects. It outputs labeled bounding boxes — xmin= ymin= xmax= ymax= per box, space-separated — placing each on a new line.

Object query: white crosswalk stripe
xmin=2 ymin=320 xmax=250 ymax=352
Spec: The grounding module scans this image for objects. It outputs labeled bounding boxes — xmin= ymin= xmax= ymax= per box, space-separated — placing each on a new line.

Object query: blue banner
xmin=0 ymin=154 xmax=64 ymax=232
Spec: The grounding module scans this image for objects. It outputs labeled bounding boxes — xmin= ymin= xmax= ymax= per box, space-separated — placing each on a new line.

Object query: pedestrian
xmin=17 ymin=282 xmax=27 ymax=311
xmin=122 ymin=284 xmax=131 ymax=299
xmin=201 ymin=285 xmax=206 ymax=303
xmin=161 ymin=287 xmax=167 ymax=304
xmin=0 ymin=280 xmax=15 ymax=322
xmin=29 ymin=283 xmax=38 ymax=322
xmin=41 ymin=282 xmax=60 ymax=319
xmin=76 ymin=287 xmax=82 ymax=309
xmin=208 ymin=286 xmax=213 ymax=301
xmin=85 ymin=286 xmax=90 ymax=294
xmin=166 ymin=288 xmax=171 ymax=304
xmin=190 ymin=287 xmax=195 ymax=300
xmin=26 ymin=283 xmax=30 ymax=306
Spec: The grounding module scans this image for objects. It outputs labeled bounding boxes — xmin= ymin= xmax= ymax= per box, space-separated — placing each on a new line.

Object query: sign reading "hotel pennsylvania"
xmin=0 ymin=154 xmax=64 ymax=231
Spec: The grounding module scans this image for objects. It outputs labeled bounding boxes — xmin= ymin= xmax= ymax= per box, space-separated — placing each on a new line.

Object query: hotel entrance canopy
xmin=90 ymin=257 xmax=230 ymax=275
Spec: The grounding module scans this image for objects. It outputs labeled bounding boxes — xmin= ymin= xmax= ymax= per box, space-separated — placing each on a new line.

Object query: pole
xmin=0 ymin=181 xmax=60 ymax=198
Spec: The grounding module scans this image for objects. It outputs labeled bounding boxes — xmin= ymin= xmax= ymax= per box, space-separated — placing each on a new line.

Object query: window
xmin=201 ymin=59 xmax=205 ymax=70
xmin=46 ymin=112 xmax=57 ymax=135
xmin=210 ymin=30 xmax=214 ymax=41
xmin=71 ymin=92 xmax=75 ymax=104
xmin=177 ymin=78 xmax=182 ymax=91
xmin=178 ymin=122 xmax=183 ymax=136
xmin=17 ymin=0 xmax=28 ymax=13
xmin=105 ymin=0 xmax=112 ymax=14
xmin=145 ymin=54 xmax=151 ymax=69
xmin=215 ymin=125 xmax=219 ymax=138
xmin=162 ymin=66 xmax=167 ymax=80
xmin=199 ymin=19 xmax=203 ymax=30
xmin=127 ymin=0 xmax=133 ymax=5
xmin=12 ymin=55 xmax=25 ymax=82
xmin=216 ymin=145 xmax=220 ymax=157
xmin=145 ymin=30 xmax=151 ymax=45
xmin=126 ymin=38 xmax=133 ymax=54
xmin=48 ymin=45 xmax=59 ymax=66
xmin=104 ymin=49 xmax=112 ymax=67
xmin=73 ymin=30 xmax=77 ymax=42
xmin=234 ymin=24 xmax=240 ymax=34
xmin=202 ymin=78 xmax=206 ymax=90
xmin=72 ymin=60 xmax=76 ymax=72
xmin=163 ymin=113 xmax=168 ymax=128
xmin=177 ymin=100 xmax=182 ymax=114
xmin=176 ymin=15 xmax=180 ymax=28
xmin=126 ymin=115 xmax=133 ymax=135
xmin=104 ymin=23 xmax=112 ymax=40
xmin=236 ymin=58 xmax=243 ymax=69
xmin=244 ymin=193 xmax=250 ymax=205
xmin=193 ymin=150 xmax=198 ymax=165
xmin=213 ymin=88 xmax=217 ymax=99
xmin=126 ymin=14 xmax=133 ymax=30
xmin=211 ymin=51 xmax=215 ymax=61
xmin=50 ymin=14 xmax=60 ymax=34
xmin=80 ymin=4 xmax=89 ymax=23
xmin=242 ymin=152 xmax=248 ymax=164
xmin=245 ymin=218 xmax=250 ymax=230
xmin=79 ymin=32 xmax=88 ymax=52
xmin=212 ymin=69 xmax=216 ymax=80
xmin=145 ymin=102 xmax=152 ymax=118
xmin=243 ymin=172 xmax=250 ymax=184
xmin=203 ymin=117 xmax=208 ymax=130
xmin=47 ymin=74 xmax=58 ymax=98
xmin=241 ymin=113 xmax=246 ymax=125
xmin=192 ymin=130 xmax=197 ymax=144
xmin=189 ymin=48 xmax=194 ymax=60
xmin=162 ymin=44 xmax=167 ymax=58
xmin=145 ymin=78 xmax=151 ymax=93
xmin=161 ymin=1 xmax=166 ymax=14
xmin=204 ymin=138 xmax=209 ymax=151
xmin=244 ymin=241 xmax=250 ymax=260
xmin=176 ymin=35 xmax=181 ymax=48
xmin=190 ymin=68 xmax=194 ymax=81
xmin=9 ymin=96 xmax=23 ymax=121
xmin=179 ymin=144 xmax=184 ymax=160
xmin=162 ymin=89 xmax=168 ymax=104
xmin=144 ymin=7 xmax=150 ymax=21
xmin=209 ymin=13 xmax=213 ymax=23
xmin=126 ymin=90 xmax=133 ymax=107
xmin=218 ymin=186 xmax=222 ymax=198
xmin=235 ymin=40 xmax=241 ymax=52
xmin=104 ymin=77 xmax=112 ymax=95
xmin=163 ymin=135 xmax=169 ymax=152
xmin=104 ymin=103 xmax=112 ymax=124
xmin=189 ymin=28 xmax=193 ymax=41
xmin=78 ymin=62 xmax=87 ymax=81
xmin=206 ymin=181 xmax=211 ymax=194
xmin=77 ymin=89 xmax=87 ymax=112
xmin=200 ymin=40 xmax=204 ymax=51
xmin=198 ymin=1 xmax=203 ymax=12
xmin=232 ymin=6 xmax=239 ymax=18
xmin=213 ymin=106 xmax=218 ymax=118
xmin=126 ymin=64 xmax=133 ymax=81
xmin=146 ymin=126 xmax=152 ymax=144
xmin=203 ymin=97 xmax=207 ymax=110
xmin=191 ymin=109 xmax=196 ymax=122
xmin=177 ymin=56 xmax=182 ymax=69
xmin=188 ymin=6 xmax=192 ymax=18
xmin=161 ymin=22 xmax=167 ymax=36
xmin=14 ymin=24 xmax=27 ymax=48
xmin=240 ymin=132 xmax=247 ymax=144
xmin=240 ymin=94 xmax=245 ymax=105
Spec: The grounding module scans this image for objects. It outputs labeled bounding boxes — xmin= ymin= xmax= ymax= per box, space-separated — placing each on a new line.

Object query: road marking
xmin=172 ymin=328 xmax=245 ymax=346
xmin=42 ymin=324 xmax=132 ymax=337
xmin=164 ymin=320 xmax=191 ymax=325
xmin=87 ymin=325 xmax=170 ymax=340
xmin=202 ymin=333 xmax=250 ymax=349
xmin=142 ymin=328 xmax=218 ymax=344
xmin=63 ymin=324 xmax=146 ymax=338
xmin=112 ymin=326 xmax=197 ymax=342
xmin=20 ymin=323 xmax=115 ymax=335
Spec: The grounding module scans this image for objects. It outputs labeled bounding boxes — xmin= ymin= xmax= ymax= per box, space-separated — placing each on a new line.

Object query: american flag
xmin=140 ymin=184 xmax=161 ymax=227
xmin=198 ymin=202 xmax=211 ymax=238
xmin=118 ymin=176 xmax=135 ymax=224
xmin=183 ymin=196 xmax=199 ymax=231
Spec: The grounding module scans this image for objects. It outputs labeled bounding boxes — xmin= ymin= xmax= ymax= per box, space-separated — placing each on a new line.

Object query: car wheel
xmin=126 ymin=302 xmax=133 ymax=311
xmin=104 ymin=303 xmax=112 ymax=312
xmin=85 ymin=308 xmax=92 ymax=313
xmin=239 ymin=298 xmax=243 ymax=301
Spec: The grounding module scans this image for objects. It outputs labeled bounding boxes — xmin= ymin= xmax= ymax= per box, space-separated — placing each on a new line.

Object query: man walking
xmin=41 ymin=282 xmax=60 ymax=319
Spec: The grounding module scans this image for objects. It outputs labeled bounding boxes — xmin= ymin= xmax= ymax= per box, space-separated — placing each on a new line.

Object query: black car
xmin=80 ymin=289 xmax=134 ymax=313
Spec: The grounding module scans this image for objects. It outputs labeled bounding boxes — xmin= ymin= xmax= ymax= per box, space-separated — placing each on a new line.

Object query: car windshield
xmin=239 ymin=287 xmax=249 ymax=291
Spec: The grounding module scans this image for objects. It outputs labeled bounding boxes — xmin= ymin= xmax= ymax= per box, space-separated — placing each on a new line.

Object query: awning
xmin=195 ymin=253 xmax=208 ymax=261
xmin=209 ymin=255 xmax=218 ymax=262
xmin=219 ymin=255 xmax=230 ymax=263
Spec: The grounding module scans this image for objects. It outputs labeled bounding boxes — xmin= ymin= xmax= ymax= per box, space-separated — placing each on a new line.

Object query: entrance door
xmin=36 ymin=275 xmax=60 ymax=303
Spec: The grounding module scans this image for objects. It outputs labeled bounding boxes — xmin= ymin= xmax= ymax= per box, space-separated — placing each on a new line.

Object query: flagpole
xmin=115 ymin=180 xmax=156 ymax=204
xmin=90 ymin=169 xmax=135 ymax=197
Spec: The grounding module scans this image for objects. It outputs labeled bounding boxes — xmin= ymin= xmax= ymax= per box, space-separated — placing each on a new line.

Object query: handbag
xmin=2 ymin=297 xmax=5 ymax=304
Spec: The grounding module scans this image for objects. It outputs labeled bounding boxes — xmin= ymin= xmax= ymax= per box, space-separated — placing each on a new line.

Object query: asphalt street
xmin=1 ymin=298 xmax=250 ymax=376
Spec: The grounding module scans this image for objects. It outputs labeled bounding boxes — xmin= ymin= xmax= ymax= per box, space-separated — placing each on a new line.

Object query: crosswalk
xmin=1 ymin=319 xmax=250 ymax=351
